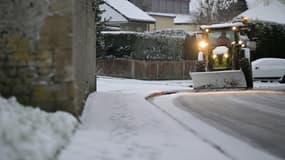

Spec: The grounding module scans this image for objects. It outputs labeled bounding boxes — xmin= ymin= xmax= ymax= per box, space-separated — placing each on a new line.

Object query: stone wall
xmin=96 ymin=59 xmax=197 ymax=80
xmin=0 ymin=0 xmax=96 ymax=117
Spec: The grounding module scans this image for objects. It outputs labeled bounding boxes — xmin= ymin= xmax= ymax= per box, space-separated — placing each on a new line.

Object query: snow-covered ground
xmin=59 ymin=76 xmax=284 ymax=160
xmin=0 ymin=97 xmax=78 ymax=160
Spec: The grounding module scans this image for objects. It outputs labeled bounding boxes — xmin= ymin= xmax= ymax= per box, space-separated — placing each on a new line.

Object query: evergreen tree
xmin=93 ymin=0 xmax=107 ymax=46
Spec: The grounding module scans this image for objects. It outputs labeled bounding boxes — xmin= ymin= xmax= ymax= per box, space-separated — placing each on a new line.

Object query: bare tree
xmin=193 ymin=0 xmax=216 ymax=25
xmin=193 ymin=0 xmax=248 ymax=25
xmin=216 ymin=0 xmax=248 ymax=22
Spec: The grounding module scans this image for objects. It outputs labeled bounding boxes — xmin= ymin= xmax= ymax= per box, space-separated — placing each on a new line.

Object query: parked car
xmin=251 ymin=58 xmax=285 ymax=83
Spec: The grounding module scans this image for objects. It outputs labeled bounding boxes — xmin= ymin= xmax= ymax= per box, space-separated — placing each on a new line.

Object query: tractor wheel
xmin=279 ymin=75 xmax=285 ymax=83
xmin=196 ymin=61 xmax=206 ymax=72
xmin=240 ymin=58 xmax=253 ymax=89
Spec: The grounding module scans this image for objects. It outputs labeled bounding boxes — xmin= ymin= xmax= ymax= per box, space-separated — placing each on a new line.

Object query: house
xmin=129 ymin=0 xmax=199 ymax=31
xmin=101 ymin=0 xmax=156 ymax=32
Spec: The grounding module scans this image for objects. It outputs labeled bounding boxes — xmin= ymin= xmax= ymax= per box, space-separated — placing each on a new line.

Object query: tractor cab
xmin=198 ymin=22 xmax=248 ymax=71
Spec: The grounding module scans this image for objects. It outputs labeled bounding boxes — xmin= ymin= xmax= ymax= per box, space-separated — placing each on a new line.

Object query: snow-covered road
xmin=59 ymin=77 xmax=284 ymax=160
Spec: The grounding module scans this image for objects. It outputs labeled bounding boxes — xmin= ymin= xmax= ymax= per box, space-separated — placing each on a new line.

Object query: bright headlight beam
xmin=199 ymin=41 xmax=208 ymax=49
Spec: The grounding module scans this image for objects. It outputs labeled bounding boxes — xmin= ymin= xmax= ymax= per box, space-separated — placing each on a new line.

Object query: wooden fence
xmin=96 ymin=59 xmax=197 ymax=80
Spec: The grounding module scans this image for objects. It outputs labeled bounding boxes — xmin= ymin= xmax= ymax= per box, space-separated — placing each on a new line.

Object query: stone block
xmin=54 ymin=48 xmax=73 ymax=82
xmin=12 ymin=84 xmax=32 ymax=97
xmin=36 ymin=51 xmax=53 ymax=61
xmin=0 ymin=52 xmax=7 ymax=61
xmin=0 ymin=70 xmax=6 ymax=82
xmin=31 ymin=82 xmax=76 ymax=114
xmin=6 ymin=35 xmax=25 ymax=51
xmin=29 ymin=99 xmax=57 ymax=112
xmin=6 ymin=66 xmax=17 ymax=77
xmin=39 ymin=15 xmax=72 ymax=50
xmin=49 ymin=0 xmax=73 ymax=16
xmin=54 ymin=100 xmax=79 ymax=117
xmin=0 ymin=83 xmax=12 ymax=96
xmin=37 ymin=66 xmax=53 ymax=76
xmin=32 ymin=84 xmax=56 ymax=101
xmin=54 ymin=82 xmax=75 ymax=101
xmin=17 ymin=67 xmax=37 ymax=83
xmin=7 ymin=52 xmax=34 ymax=67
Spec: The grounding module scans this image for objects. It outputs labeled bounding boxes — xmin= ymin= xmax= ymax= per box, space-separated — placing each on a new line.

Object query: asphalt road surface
xmin=175 ymin=90 xmax=285 ymax=159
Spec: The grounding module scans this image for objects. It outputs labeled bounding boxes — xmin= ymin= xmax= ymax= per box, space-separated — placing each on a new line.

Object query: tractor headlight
xmin=199 ymin=40 xmax=208 ymax=49
xmin=224 ymin=53 xmax=229 ymax=58
xmin=212 ymin=54 xmax=217 ymax=59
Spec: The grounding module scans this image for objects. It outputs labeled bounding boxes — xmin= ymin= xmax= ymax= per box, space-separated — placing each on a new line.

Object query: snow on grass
xmin=0 ymin=96 xmax=78 ymax=160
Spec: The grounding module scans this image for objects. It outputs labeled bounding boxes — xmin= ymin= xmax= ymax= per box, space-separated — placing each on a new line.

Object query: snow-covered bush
xmin=98 ymin=30 xmax=187 ymax=60
xmin=248 ymin=21 xmax=285 ymax=60
xmin=0 ymin=96 xmax=78 ymax=160
xmin=133 ymin=33 xmax=185 ymax=60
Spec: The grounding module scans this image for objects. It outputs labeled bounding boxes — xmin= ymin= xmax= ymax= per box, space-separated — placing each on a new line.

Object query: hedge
xmin=98 ymin=30 xmax=193 ymax=60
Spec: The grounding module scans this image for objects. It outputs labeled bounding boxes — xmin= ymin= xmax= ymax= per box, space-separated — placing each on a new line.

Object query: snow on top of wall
xmin=238 ymin=0 xmax=285 ymax=24
xmin=104 ymin=0 xmax=156 ymax=23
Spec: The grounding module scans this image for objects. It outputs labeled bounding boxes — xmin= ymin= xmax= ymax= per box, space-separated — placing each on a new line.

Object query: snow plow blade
xmin=190 ymin=70 xmax=247 ymax=90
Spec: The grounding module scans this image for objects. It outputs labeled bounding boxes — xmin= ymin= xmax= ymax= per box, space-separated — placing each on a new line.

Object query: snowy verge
xmin=0 ymin=96 xmax=78 ymax=160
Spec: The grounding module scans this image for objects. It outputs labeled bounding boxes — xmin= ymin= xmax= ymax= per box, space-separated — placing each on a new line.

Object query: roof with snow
xmin=237 ymin=0 xmax=285 ymax=24
xmin=174 ymin=14 xmax=196 ymax=24
xmin=102 ymin=0 xmax=156 ymax=24
xmin=148 ymin=12 xmax=176 ymax=18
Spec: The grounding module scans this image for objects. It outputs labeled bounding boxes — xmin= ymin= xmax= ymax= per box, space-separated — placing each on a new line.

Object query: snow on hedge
xmin=100 ymin=29 xmax=188 ymax=60
xmin=0 ymin=96 xmax=78 ymax=160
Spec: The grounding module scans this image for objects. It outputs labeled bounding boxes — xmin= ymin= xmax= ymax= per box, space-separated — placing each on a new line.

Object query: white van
xmin=252 ymin=58 xmax=285 ymax=83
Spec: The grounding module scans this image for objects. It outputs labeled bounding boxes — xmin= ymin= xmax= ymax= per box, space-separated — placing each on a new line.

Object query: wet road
xmin=175 ymin=90 xmax=285 ymax=159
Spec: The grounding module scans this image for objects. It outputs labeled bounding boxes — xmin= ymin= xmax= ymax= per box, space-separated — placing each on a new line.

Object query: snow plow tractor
xmin=190 ymin=18 xmax=253 ymax=89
